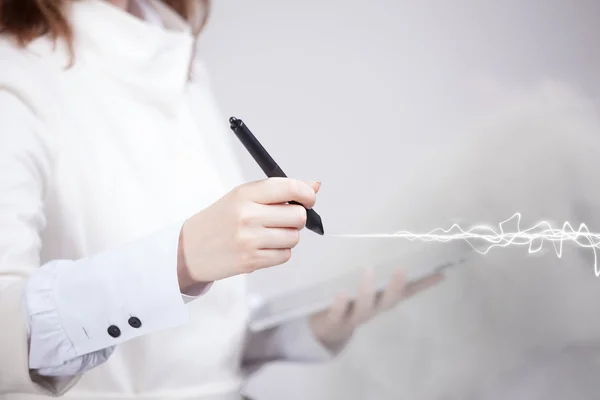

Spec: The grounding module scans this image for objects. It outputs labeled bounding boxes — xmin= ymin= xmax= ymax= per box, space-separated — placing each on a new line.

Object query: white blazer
xmin=0 ymin=1 xmax=332 ymax=399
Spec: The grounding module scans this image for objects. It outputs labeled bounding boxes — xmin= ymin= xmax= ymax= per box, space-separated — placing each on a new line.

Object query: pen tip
xmin=306 ymin=211 xmax=325 ymax=235
xmin=229 ymin=116 xmax=241 ymax=129
xmin=313 ymin=225 xmax=325 ymax=235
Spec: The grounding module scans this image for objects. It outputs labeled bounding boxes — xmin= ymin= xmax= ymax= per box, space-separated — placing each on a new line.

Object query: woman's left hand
xmin=309 ymin=268 xmax=444 ymax=351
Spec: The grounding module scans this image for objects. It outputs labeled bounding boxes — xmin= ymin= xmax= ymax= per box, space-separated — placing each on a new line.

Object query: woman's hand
xmin=177 ymin=178 xmax=320 ymax=290
xmin=309 ymin=269 xmax=444 ymax=350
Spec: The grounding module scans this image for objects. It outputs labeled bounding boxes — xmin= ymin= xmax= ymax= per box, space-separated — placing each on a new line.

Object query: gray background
xmin=197 ymin=1 xmax=600 ymax=399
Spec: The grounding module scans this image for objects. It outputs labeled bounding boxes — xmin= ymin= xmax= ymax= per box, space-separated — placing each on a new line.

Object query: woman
xmin=0 ymin=1 xmax=441 ymax=399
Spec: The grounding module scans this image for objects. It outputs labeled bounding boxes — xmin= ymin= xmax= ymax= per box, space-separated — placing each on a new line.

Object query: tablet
xmin=248 ymin=239 xmax=475 ymax=332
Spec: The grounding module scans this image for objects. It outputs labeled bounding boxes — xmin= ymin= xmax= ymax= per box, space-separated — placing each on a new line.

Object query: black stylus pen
xmin=229 ymin=116 xmax=324 ymax=235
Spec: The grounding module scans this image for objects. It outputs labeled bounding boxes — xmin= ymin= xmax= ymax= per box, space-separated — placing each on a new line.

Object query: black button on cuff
xmin=107 ymin=325 xmax=121 ymax=338
xmin=128 ymin=317 xmax=142 ymax=329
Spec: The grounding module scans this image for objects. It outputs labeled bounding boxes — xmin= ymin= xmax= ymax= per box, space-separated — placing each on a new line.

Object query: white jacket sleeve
xmin=25 ymin=224 xmax=190 ymax=376
xmin=0 ymin=91 xmax=191 ymax=393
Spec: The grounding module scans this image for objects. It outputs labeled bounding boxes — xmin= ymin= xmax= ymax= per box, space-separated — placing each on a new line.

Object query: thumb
xmin=309 ymin=181 xmax=322 ymax=194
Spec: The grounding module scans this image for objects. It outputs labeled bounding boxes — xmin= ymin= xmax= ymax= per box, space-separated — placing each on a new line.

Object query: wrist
xmin=177 ymin=226 xmax=199 ymax=294
xmin=177 ymin=221 xmax=214 ymax=298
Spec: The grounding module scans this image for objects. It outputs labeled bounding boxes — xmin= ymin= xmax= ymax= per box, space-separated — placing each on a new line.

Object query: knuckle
xmin=286 ymin=179 xmax=299 ymax=198
xmin=233 ymin=184 xmax=248 ymax=199
xmin=237 ymin=204 xmax=255 ymax=226
xmin=281 ymin=249 xmax=292 ymax=263
xmin=242 ymin=262 xmax=258 ymax=274
xmin=296 ymin=207 xmax=308 ymax=226
xmin=239 ymin=251 xmax=259 ymax=274
xmin=241 ymin=263 xmax=257 ymax=274
xmin=289 ymin=230 xmax=301 ymax=248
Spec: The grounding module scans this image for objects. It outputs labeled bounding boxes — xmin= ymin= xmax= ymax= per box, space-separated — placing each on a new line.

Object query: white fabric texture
xmin=0 ymin=1 xmax=333 ymax=398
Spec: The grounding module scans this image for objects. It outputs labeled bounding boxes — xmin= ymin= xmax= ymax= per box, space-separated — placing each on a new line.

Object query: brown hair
xmin=0 ymin=0 xmax=210 ymax=54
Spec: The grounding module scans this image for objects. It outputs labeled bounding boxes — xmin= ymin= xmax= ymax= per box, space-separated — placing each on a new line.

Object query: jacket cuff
xmin=0 ymin=280 xmax=81 ymax=395
xmin=25 ymin=223 xmax=190 ymax=370
xmin=181 ymin=281 xmax=213 ymax=304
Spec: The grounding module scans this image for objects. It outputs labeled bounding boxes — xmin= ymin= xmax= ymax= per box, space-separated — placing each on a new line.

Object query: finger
xmin=401 ymin=273 xmax=444 ymax=299
xmin=326 ymin=293 xmax=351 ymax=325
xmin=256 ymin=227 xmax=300 ymax=249
xmin=310 ymin=181 xmax=321 ymax=194
xmin=376 ymin=269 xmax=407 ymax=312
xmin=349 ymin=268 xmax=377 ymax=326
xmin=266 ymin=181 xmax=320 ymax=206
xmin=246 ymin=178 xmax=317 ymax=208
xmin=250 ymin=248 xmax=293 ymax=271
xmin=256 ymin=203 xmax=307 ymax=229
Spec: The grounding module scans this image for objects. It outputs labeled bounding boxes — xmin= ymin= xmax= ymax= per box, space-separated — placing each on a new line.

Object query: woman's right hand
xmin=177 ymin=178 xmax=320 ymax=290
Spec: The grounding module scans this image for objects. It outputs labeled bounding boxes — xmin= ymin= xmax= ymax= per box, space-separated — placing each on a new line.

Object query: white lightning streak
xmin=334 ymin=213 xmax=600 ymax=276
